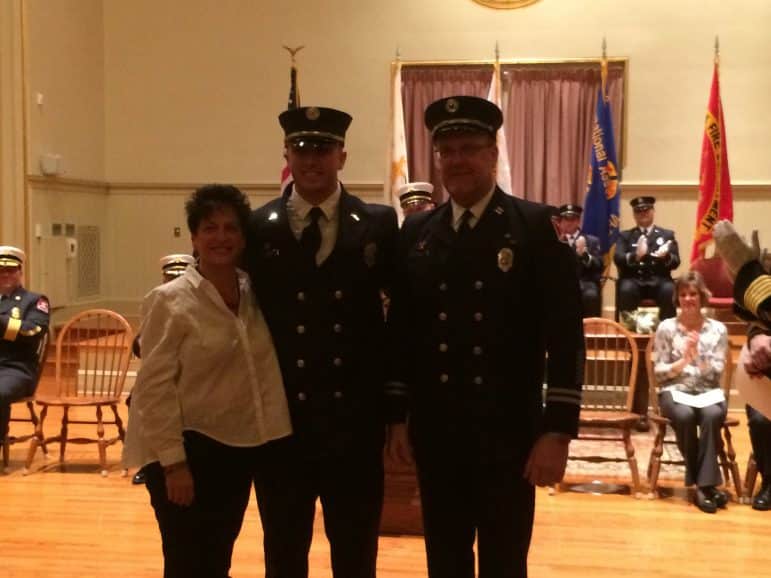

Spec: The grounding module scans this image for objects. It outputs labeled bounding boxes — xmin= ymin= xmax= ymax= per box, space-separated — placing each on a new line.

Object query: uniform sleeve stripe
xmin=547 ymin=388 xmax=582 ymax=399
xmin=745 ymin=276 xmax=771 ymax=316
xmin=546 ymin=396 xmax=582 ymax=406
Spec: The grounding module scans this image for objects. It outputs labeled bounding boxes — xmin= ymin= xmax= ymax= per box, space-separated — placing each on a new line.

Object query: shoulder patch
xmin=36 ymin=297 xmax=50 ymax=313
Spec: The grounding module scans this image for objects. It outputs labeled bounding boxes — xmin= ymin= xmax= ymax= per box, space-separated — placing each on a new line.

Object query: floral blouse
xmin=653 ymin=316 xmax=728 ymax=394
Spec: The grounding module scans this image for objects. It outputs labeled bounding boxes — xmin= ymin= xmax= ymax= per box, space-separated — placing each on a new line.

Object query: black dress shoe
xmin=705 ymin=487 xmax=728 ymax=508
xmin=132 ymin=470 xmax=146 ymax=485
xmin=753 ymin=484 xmax=771 ymax=511
xmin=695 ymin=488 xmax=717 ymax=513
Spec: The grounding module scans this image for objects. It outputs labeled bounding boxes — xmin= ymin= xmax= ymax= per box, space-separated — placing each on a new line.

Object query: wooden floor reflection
xmin=2 ymin=405 xmax=770 ymax=578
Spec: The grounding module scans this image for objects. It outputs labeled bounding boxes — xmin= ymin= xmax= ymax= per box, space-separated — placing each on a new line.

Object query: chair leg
xmin=745 ymin=453 xmax=758 ymax=502
xmin=2 ymin=438 xmax=9 ymax=472
xmin=647 ymin=423 xmax=666 ymax=499
xmin=25 ymin=401 xmax=47 ymax=456
xmin=59 ymin=406 xmax=69 ymax=465
xmin=721 ymin=426 xmax=743 ymax=502
xmin=96 ymin=406 xmax=107 ymax=476
xmin=25 ymin=405 xmax=48 ymax=474
xmin=622 ymin=426 xmax=641 ymax=497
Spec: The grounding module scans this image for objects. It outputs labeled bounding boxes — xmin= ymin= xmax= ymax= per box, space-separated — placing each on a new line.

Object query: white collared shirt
xmin=122 ymin=267 xmax=291 ymax=468
xmin=287 ymin=183 xmax=341 ymax=265
xmin=450 ymin=186 xmax=496 ymax=231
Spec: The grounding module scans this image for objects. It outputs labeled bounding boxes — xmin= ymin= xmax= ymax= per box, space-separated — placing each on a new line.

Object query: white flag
xmin=385 ymin=61 xmax=409 ymax=222
xmin=487 ymin=62 xmax=512 ymax=195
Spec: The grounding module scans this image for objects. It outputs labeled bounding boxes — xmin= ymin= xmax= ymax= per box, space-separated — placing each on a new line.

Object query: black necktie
xmin=457 ymin=210 xmax=473 ymax=238
xmin=300 ymin=207 xmax=324 ymax=263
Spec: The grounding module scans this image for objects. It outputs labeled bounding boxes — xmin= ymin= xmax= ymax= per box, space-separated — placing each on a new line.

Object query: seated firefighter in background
xmin=129 ymin=253 xmax=195 ymax=485
xmin=714 ymin=220 xmax=771 ymax=510
xmin=398 ymin=181 xmax=436 ymax=217
xmin=0 ymin=246 xmax=50 ymax=447
xmin=615 ymin=196 xmax=680 ymax=321
xmin=554 ymin=203 xmax=603 ymax=317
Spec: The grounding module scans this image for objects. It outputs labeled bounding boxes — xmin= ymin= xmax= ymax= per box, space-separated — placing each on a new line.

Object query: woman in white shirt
xmin=654 ymin=270 xmax=728 ymax=514
xmin=123 ymin=184 xmax=291 ymax=577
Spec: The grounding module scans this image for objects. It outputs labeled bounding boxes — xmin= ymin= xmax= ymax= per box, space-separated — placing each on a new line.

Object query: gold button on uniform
xmin=296 ymin=325 xmax=306 ymax=334
xmin=439 ymin=343 xmax=448 ymax=353
xmin=297 ymin=392 xmax=307 ymax=401
xmin=334 ymin=290 xmax=343 ymax=299
xmin=438 ymin=312 xmax=448 ymax=321
xmin=333 ymin=323 xmax=343 ymax=333
xmin=439 ymin=374 xmax=449 ymax=383
xmin=474 ymin=376 xmax=483 ymax=385
xmin=473 ymin=346 xmax=483 ymax=355
xmin=474 ymin=280 xmax=484 ymax=290
xmin=333 ymin=357 xmax=343 ymax=367
xmin=297 ymin=291 xmax=306 ymax=302
xmin=474 ymin=312 xmax=483 ymax=321
xmin=296 ymin=359 xmax=305 ymax=368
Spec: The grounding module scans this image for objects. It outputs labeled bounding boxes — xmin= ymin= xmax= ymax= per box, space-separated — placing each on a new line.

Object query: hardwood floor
xmin=2 ymin=405 xmax=770 ymax=577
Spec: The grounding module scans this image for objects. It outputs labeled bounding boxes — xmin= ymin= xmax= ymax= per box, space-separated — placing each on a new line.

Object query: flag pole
xmin=601 ymin=36 xmax=608 ymax=102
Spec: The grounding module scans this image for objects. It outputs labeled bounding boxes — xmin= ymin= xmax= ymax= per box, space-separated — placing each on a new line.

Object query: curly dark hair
xmin=185 ymin=184 xmax=251 ymax=235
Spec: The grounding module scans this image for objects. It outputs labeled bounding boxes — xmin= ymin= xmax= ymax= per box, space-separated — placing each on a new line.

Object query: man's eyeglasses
xmin=434 ymin=142 xmax=492 ymax=160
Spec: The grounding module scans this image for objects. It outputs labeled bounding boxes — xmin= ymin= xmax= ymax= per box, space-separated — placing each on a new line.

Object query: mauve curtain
xmin=401 ymin=66 xmax=492 ymax=203
xmin=502 ymin=63 xmax=625 ymax=206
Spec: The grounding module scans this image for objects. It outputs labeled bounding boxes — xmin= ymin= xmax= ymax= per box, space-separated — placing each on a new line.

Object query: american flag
xmin=280 ymin=61 xmax=300 ymax=190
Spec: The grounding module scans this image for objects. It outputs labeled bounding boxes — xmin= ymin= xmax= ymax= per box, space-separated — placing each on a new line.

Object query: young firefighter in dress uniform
xmin=246 ymin=106 xmax=399 ymax=578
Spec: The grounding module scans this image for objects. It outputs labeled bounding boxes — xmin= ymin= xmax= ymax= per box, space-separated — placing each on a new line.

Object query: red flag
xmin=691 ymin=60 xmax=733 ymax=263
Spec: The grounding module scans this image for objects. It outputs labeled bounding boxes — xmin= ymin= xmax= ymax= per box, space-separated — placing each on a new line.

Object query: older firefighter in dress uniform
xmin=387 ymin=96 xmax=584 ymax=578
xmin=715 ymin=220 xmax=771 ymax=509
xmin=554 ymin=203 xmax=603 ymax=317
xmin=246 ymin=106 xmax=399 ymax=578
xmin=614 ymin=196 xmax=680 ymax=320
xmin=0 ymin=246 xmax=50 ymax=446
xmin=398 ymin=182 xmax=436 ymax=217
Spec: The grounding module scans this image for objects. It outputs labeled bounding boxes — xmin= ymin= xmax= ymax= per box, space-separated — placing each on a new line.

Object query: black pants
xmin=617 ymin=277 xmax=676 ymax=320
xmin=0 ymin=370 xmax=34 ymax=441
xmin=580 ymin=280 xmax=601 ymax=318
xmin=415 ymin=451 xmax=535 ymax=578
xmin=659 ymin=391 xmax=726 ymax=487
xmin=253 ymin=437 xmax=384 ymax=578
xmin=144 ymin=431 xmax=256 ymax=578
xmin=747 ymin=405 xmax=771 ymax=482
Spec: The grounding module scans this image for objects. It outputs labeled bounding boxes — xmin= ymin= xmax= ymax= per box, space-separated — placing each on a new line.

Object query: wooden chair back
xmin=582 ymin=317 xmax=639 ymax=413
xmin=54 ymin=309 xmax=133 ymax=399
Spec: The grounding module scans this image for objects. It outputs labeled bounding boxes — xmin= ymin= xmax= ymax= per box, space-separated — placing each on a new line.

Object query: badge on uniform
xmin=656 ymin=237 xmax=664 ymax=246
xmin=497 ymin=247 xmax=514 ymax=273
xmin=11 ymin=306 xmax=21 ymax=319
xmin=364 ymin=242 xmax=377 ymax=268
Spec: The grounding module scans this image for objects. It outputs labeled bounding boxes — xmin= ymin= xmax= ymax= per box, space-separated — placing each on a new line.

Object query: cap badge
xmin=306 ymin=107 xmax=320 ymax=121
xmin=497 ymin=247 xmax=514 ymax=273
xmin=445 ymin=98 xmax=459 ymax=114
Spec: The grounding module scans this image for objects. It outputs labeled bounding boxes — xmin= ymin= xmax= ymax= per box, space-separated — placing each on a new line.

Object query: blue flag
xmin=582 ymin=86 xmax=621 ymax=261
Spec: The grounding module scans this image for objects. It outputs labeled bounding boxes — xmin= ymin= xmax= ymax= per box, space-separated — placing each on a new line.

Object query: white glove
xmin=652 ymin=240 xmax=671 ymax=259
xmin=636 ymin=235 xmax=648 ymax=260
xmin=575 ymin=235 xmax=587 ymax=255
xmin=714 ymin=219 xmax=761 ymax=279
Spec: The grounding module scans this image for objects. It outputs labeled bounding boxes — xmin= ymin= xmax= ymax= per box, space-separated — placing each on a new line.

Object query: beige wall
xmin=25 ymin=0 xmax=105 ymax=180
xmin=16 ymin=0 xmax=771 ymax=312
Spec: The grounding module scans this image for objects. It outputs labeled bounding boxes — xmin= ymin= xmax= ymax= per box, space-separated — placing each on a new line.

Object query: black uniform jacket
xmin=247 ymin=185 xmax=399 ymax=458
xmin=614 ymin=226 xmax=680 ymax=284
xmin=388 ymin=188 xmax=585 ymax=466
xmin=0 ymin=287 xmax=50 ymax=381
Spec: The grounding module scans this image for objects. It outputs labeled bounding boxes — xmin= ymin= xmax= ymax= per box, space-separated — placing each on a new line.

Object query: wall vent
xmin=77 ymin=225 xmax=100 ymax=298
